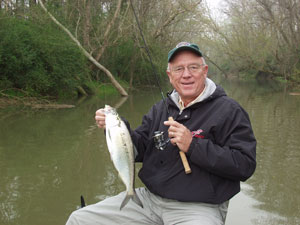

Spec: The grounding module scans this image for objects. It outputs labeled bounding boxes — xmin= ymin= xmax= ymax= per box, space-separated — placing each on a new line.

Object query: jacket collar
xmin=167 ymin=78 xmax=217 ymax=113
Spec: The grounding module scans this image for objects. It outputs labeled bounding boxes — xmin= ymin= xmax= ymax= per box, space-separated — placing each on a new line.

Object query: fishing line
xmin=129 ymin=0 xmax=169 ymax=115
xmin=129 ymin=1 xmax=192 ymax=174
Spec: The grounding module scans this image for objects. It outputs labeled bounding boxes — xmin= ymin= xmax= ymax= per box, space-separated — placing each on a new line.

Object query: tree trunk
xmin=83 ymin=0 xmax=91 ymax=48
xmin=37 ymin=0 xmax=128 ymax=96
xmin=94 ymin=0 xmax=123 ymax=62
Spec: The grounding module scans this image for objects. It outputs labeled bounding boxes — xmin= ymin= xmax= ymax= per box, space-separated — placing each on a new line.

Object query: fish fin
xmin=120 ymin=193 xmax=132 ymax=210
xmin=119 ymin=191 xmax=143 ymax=210
xmin=106 ymin=129 xmax=114 ymax=156
xmin=132 ymin=189 xmax=143 ymax=208
xmin=133 ymin=145 xmax=138 ymax=159
xmin=107 ymin=129 xmax=112 ymax=142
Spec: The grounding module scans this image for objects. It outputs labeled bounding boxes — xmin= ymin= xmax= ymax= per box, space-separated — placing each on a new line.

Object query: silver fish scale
xmin=103 ymin=105 xmax=143 ymax=209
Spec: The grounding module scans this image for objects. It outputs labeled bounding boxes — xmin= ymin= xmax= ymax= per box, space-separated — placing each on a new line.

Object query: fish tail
xmin=132 ymin=189 xmax=143 ymax=209
xmin=120 ymin=190 xmax=143 ymax=210
xmin=120 ymin=193 xmax=132 ymax=210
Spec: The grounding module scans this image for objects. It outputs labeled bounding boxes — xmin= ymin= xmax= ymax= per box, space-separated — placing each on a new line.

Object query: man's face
xmin=167 ymin=51 xmax=208 ymax=106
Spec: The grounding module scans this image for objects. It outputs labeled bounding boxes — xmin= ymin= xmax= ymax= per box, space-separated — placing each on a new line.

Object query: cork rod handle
xmin=168 ymin=117 xmax=192 ymax=174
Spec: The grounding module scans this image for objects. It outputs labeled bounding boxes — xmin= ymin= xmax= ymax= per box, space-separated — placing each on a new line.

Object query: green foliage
xmin=291 ymin=68 xmax=300 ymax=83
xmin=290 ymin=53 xmax=300 ymax=83
xmin=274 ymin=76 xmax=288 ymax=84
xmin=101 ymin=38 xmax=167 ymax=86
xmin=0 ymin=16 xmax=90 ymax=98
xmin=97 ymin=83 xmax=120 ymax=97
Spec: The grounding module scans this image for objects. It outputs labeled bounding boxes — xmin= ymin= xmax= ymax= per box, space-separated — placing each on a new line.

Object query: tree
xmin=198 ymin=0 xmax=300 ymax=82
xmin=37 ymin=0 xmax=128 ymax=96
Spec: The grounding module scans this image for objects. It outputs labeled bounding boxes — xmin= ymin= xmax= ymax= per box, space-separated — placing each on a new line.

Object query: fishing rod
xmin=129 ymin=0 xmax=169 ymax=114
xmin=129 ymin=0 xmax=191 ymax=174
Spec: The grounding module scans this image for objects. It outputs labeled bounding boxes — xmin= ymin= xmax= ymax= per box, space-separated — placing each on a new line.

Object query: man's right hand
xmin=95 ymin=108 xmax=106 ymax=129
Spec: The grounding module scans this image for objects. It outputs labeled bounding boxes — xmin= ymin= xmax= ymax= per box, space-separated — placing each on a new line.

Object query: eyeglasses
xmin=171 ymin=64 xmax=205 ymax=75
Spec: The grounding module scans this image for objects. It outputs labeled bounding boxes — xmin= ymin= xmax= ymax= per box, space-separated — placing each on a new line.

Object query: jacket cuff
xmin=186 ymin=138 xmax=197 ymax=157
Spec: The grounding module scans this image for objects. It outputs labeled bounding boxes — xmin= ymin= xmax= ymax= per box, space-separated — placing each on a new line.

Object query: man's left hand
xmin=164 ymin=120 xmax=193 ymax=153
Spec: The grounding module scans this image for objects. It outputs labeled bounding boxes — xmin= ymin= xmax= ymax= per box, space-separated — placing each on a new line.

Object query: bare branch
xmin=37 ymin=0 xmax=128 ymax=96
xmin=94 ymin=0 xmax=123 ymax=62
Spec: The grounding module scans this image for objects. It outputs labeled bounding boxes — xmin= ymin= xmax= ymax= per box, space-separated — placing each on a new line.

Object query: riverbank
xmin=0 ymin=83 xmax=124 ymax=109
xmin=1 ymin=78 xmax=299 ymax=109
xmin=0 ymin=96 xmax=75 ymax=109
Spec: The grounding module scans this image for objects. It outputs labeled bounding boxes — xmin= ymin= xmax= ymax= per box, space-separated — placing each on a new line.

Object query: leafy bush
xmin=0 ymin=16 xmax=90 ymax=97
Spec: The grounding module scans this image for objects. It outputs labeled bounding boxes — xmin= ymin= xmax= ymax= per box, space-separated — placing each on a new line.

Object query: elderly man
xmin=66 ymin=42 xmax=256 ymax=225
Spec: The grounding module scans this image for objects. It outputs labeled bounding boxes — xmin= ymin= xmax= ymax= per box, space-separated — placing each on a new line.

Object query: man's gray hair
xmin=167 ymin=57 xmax=206 ymax=72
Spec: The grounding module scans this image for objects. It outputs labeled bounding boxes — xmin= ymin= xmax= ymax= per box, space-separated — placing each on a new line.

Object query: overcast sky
xmin=205 ymin=0 xmax=226 ymax=21
xmin=206 ymin=0 xmax=221 ymax=10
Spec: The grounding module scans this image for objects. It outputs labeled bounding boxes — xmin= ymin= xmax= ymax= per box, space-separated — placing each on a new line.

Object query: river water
xmin=0 ymin=79 xmax=299 ymax=225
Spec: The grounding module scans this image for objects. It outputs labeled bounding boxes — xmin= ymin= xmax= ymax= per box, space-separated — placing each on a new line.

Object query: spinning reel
xmin=153 ymin=131 xmax=170 ymax=151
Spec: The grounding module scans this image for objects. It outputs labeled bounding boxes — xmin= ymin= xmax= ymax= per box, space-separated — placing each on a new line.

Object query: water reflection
xmin=226 ymin=183 xmax=287 ymax=225
xmin=219 ymin=80 xmax=300 ymax=225
xmin=0 ymin=176 xmax=20 ymax=223
xmin=0 ymin=80 xmax=299 ymax=225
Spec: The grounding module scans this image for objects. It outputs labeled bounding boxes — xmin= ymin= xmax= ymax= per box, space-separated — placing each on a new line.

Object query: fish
xmin=104 ymin=105 xmax=143 ymax=210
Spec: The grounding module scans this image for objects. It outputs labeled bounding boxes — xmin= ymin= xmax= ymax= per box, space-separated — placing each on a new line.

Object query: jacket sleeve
xmin=186 ymin=105 xmax=256 ymax=182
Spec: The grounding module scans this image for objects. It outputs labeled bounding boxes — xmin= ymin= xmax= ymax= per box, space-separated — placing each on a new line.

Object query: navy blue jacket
xmin=128 ymin=85 xmax=256 ymax=204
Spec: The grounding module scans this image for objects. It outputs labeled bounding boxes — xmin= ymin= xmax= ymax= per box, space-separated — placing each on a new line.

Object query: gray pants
xmin=66 ymin=188 xmax=228 ymax=225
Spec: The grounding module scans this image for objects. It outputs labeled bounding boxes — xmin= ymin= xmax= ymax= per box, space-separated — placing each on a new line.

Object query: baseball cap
xmin=168 ymin=42 xmax=203 ymax=62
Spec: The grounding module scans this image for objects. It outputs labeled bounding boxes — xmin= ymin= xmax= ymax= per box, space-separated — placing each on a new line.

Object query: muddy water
xmin=0 ymin=79 xmax=299 ymax=225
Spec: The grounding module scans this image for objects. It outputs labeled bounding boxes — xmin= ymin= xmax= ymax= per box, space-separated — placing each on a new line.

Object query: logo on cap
xmin=176 ymin=42 xmax=191 ymax=48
